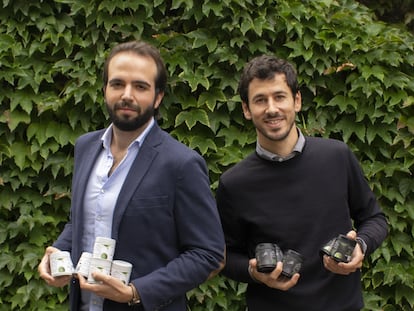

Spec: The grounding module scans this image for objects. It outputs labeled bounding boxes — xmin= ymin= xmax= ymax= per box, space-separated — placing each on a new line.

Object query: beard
xmin=254 ymin=113 xmax=296 ymax=143
xmin=106 ymin=100 xmax=155 ymax=132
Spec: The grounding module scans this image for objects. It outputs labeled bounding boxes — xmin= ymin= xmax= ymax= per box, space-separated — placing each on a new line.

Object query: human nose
xmin=266 ymin=98 xmax=279 ymax=113
xmin=121 ymin=84 xmax=133 ymax=101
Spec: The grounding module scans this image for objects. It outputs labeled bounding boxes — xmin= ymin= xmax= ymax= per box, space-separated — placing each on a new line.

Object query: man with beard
xmin=38 ymin=40 xmax=225 ymax=311
xmin=216 ymin=55 xmax=388 ymax=310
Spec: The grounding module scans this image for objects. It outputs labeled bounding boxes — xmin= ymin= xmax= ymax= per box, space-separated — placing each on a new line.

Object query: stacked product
xmin=50 ymin=237 xmax=132 ymax=284
xmin=76 ymin=237 xmax=133 ymax=284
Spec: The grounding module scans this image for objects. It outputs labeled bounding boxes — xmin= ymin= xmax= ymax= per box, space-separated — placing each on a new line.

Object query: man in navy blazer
xmin=38 ymin=40 xmax=225 ymax=311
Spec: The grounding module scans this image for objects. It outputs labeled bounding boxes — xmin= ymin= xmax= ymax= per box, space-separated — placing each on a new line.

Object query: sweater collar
xmin=256 ymin=128 xmax=305 ymax=162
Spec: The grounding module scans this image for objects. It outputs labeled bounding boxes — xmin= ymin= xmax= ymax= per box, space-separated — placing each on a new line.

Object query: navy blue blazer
xmin=54 ymin=123 xmax=225 ymax=311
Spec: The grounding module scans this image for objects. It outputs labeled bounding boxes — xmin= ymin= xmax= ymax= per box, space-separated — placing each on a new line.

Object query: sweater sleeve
xmin=345 ymin=148 xmax=388 ymax=256
xmin=216 ymin=179 xmax=254 ymax=283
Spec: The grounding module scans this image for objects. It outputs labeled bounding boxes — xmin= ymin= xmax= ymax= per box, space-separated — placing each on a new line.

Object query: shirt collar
xmin=101 ymin=118 xmax=155 ymax=150
xmin=256 ymin=128 xmax=305 ymax=162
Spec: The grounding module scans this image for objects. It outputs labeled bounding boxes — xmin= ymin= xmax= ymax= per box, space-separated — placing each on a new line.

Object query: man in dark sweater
xmin=216 ymin=55 xmax=388 ymax=311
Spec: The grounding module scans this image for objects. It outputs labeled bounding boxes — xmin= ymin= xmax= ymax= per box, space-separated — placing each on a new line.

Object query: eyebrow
xmin=108 ymin=78 xmax=152 ymax=88
xmin=252 ymin=90 xmax=288 ymax=101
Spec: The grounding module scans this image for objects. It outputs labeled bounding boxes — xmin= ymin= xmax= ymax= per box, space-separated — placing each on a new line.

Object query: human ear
xmin=242 ymin=102 xmax=252 ymax=120
xmin=154 ymin=91 xmax=164 ymax=109
xmin=294 ymin=92 xmax=302 ymax=113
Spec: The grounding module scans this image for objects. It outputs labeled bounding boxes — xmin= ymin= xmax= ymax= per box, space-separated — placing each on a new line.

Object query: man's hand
xmin=248 ymin=258 xmax=300 ymax=291
xmin=38 ymin=246 xmax=71 ymax=287
xmin=323 ymin=230 xmax=364 ymax=275
xmin=77 ymin=272 xmax=133 ymax=303
xmin=207 ymin=247 xmax=226 ymax=281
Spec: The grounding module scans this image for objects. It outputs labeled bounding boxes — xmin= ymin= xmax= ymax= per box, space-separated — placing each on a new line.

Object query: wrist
xmin=128 ymin=282 xmax=141 ymax=306
xmin=356 ymin=237 xmax=367 ymax=255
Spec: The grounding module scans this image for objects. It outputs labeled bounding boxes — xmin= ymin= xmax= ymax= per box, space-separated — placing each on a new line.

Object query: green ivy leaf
xmin=175 ymin=109 xmax=210 ymax=129
xmin=326 ymin=95 xmax=358 ymax=113
xmin=10 ymin=142 xmax=30 ymax=170
xmin=189 ymin=136 xmax=217 ymax=155
xmin=361 ymin=65 xmax=386 ymax=82
xmin=1 ymin=110 xmax=31 ymax=131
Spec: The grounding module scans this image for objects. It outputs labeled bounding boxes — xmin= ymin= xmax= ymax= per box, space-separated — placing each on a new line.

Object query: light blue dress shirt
xmin=79 ymin=118 xmax=154 ymax=311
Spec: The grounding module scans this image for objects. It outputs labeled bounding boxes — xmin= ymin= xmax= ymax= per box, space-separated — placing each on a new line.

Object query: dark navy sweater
xmin=217 ymin=136 xmax=387 ymax=311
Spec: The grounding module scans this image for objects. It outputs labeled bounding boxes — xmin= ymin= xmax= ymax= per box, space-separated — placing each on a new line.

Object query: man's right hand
xmin=248 ymin=258 xmax=300 ymax=291
xmin=38 ymin=246 xmax=71 ymax=287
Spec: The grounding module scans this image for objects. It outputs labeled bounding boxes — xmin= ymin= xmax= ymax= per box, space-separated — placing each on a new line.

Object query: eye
xmin=133 ymin=82 xmax=151 ymax=91
xmin=135 ymin=84 xmax=147 ymax=90
xmin=272 ymin=92 xmax=288 ymax=102
xmin=108 ymin=80 xmax=124 ymax=89
xmin=254 ymin=97 xmax=266 ymax=105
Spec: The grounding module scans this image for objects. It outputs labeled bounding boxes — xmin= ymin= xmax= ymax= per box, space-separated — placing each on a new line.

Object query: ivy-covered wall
xmin=0 ymin=0 xmax=413 ymax=310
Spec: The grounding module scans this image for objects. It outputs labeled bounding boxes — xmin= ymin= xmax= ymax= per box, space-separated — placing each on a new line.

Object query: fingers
xmin=78 ymin=272 xmax=131 ymax=303
xmin=323 ymin=255 xmax=349 ymax=275
xmin=90 ymin=271 xmax=113 ymax=284
xmin=268 ymin=261 xmax=284 ymax=280
xmin=77 ymin=273 xmax=87 ymax=286
xmin=347 ymin=246 xmax=364 ymax=269
xmin=39 ymin=262 xmax=71 ymax=287
xmin=346 ymin=230 xmax=357 ymax=240
xmin=78 ymin=272 xmax=103 ymax=291
xmin=248 ymin=260 xmax=299 ymax=291
xmin=323 ymin=255 xmax=361 ymax=275
xmin=38 ymin=253 xmax=52 ymax=281
xmin=269 ymin=262 xmax=300 ymax=291
xmin=79 ymin=271 xmax=124 ymax=289
xmin=322 ymin=231 xmax=364 ymax=275
xmin=77 ymin=272 xmax=111 ymax=293
xmin=276 ymin=273 xmax=300 ymax=291
xmin=52 ymin=275 xmax=72 ymax=287
xmin=38 ymin=247 xmax=70 ymax=287
xmin=249 ymin=258 xmax=258 ymax=270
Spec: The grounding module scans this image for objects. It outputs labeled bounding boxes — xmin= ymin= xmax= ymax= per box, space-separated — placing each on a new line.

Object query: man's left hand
xmin=323 ymin=230 xmax=364 ymax=275
xmin=77 ymin=272 xmax=132 ymax=303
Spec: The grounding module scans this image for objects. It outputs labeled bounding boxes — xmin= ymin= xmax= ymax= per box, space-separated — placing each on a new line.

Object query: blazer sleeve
xmin=133 ymin=150 xmax=225 ymax=310
xmin=53 ymin=130 xmax=103 ymax=259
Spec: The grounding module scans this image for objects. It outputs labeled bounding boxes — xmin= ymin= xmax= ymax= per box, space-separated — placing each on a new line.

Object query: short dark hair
xmin=103 ymin=40 xmax=167 ymax=93
xmin=103 ymin=40 xmax=168 ymax=118
xmin=238 ymin=55 xmax=299 ymax=105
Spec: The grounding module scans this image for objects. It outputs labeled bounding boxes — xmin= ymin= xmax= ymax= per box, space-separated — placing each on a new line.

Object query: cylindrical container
xmin=87 ymin=257 xmax=112 ymax=284
xmin=93 ymin=237 xmax=116 ymax=261
xmin=281 ymin=249 xmax=303 ymax=278
xmin=75 ymin=252 xmax=92 ymax=277
xmin=110 ymin=260 xmax=133 ymax=284
xmin=331 ymin=234 xmax=356 ymax=263
xmin=255 ymin=243 xmax=283 ymax=273
xmin=321 ymin=237 xmax=336 ymax=256
xmin=50 ymin=251 xmax=74 ymax=277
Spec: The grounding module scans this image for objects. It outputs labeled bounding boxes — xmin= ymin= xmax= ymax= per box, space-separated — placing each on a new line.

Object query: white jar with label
xmin=111 ymin=260 xmax=133 ymax=284
xmin=75 ymin=252 xmax=92 ymax=277
xmin=50 ymin=251 xmax=74 ymax=277
xmin=87 ymin=257 xmax=112 ymax=284
xmin=93 ymin=237 xmax=116 ymax=261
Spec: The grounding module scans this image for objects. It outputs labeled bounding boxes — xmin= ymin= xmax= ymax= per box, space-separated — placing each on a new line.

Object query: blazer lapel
xmin=111 ymin=125 xmax=163 ymax=239
xmin=75 ymin=139 xmax=104 ymax=198
xmin=71 ymin=132 xmax=104 ymax=257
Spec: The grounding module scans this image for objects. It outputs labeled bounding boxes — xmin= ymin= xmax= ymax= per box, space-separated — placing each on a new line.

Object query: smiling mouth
xmin=265 ymin=117 xmax=284 ymax=125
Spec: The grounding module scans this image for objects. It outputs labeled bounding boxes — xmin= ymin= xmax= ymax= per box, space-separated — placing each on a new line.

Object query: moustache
xmin=265 ymin=112 xmax=283 ymax=119
xmin=114 ymin=101 xmax=139 ymax=112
